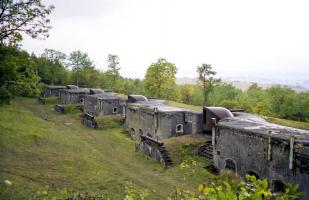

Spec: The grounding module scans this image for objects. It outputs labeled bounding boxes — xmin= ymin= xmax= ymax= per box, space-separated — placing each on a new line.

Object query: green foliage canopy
xmin=0 ymin=0 xmax=54 ymax=45
xmin=196 ymin=63 xmax=220 ymax=105
xmin=144 ymin=58 xmax=177 ymax=99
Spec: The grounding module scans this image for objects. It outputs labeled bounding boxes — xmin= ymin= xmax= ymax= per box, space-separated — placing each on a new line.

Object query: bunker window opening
xmin=80 ymin=97 xmax=84 ymax=104
xmin=113 ymin=107 xmax=118 ymax=113
xmin=176 ymin=124 xmax=183 ymax=133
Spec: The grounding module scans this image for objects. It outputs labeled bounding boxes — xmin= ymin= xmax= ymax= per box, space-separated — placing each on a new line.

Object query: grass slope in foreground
xmin=0 ymin=98 xmax=239 ymax=199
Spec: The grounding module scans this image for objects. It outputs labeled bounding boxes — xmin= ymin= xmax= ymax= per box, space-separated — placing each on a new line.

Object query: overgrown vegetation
xmin=167 ymin=175 xmax=303 ymax=200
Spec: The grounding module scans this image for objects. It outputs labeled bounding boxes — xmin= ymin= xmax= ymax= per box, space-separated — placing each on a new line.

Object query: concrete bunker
xmin=125 ymin=97 xmax=203 ymax=140
xmin=83 ymin=93 xmax=125 ymax=116
xmin=43 ymin=85 xmax=67 ymax=97
xmin=59 ymin=88 xmax=90 ymax=104
xmin=213 ymin=113 xmax=309 ymax=200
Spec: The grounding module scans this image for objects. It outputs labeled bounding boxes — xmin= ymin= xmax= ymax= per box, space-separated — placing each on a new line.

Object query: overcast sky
xmin=22 ymin=0 xmax=309 ymax=81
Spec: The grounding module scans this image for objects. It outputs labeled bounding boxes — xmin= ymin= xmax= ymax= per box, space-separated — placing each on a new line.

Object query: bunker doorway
xmin=272 ymin=180 xmax=286 ymax=193
xmin=225 ymin=159 xmax=236 ymax=172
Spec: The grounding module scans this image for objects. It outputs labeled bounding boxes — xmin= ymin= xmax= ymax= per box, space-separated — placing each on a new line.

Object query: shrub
xmin=167 ymin=175 xmax=302 ymax=200
xmin=0 ymin=86 xmax=11 ymax=105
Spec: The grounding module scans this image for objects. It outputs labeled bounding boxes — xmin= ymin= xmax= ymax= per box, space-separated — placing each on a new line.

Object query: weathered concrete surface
xmin=43 ymin=85 xmax=66 ymax=97
xmin=59 ymin=88 xmax=90 ymax=104
xmin=83 ymin=93 xmax=126 ymax=116
xmin=214 ymin=115 xmax=309 ymax=199
xmin=125 ymin=96 xmax=203 ymax=140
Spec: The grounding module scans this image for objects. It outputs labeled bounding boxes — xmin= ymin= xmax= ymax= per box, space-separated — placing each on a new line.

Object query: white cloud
xmin=22 ymin=0 xmax=309 ymax=80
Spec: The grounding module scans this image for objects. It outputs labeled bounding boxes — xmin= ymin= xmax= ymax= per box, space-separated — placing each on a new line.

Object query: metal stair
xmin=158 ymin=145 xmax=173 ymax=167
xmin=198 ymin=141 xmax=213 ymax=160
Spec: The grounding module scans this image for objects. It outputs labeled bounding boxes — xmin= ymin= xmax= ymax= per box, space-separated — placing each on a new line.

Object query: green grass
xmin=95 ymin=115 xmax=123 ymax=129
xmin=43 ymin=97 xmax=58 ymax=105
xmin=166 ymin=101 xmax=203 ymax=112
xmin=266 ymin=117 xmax=309 ymax=130
xmin=0 ymin=98 xmax=239 ymax=199
xmin=62 ymin=104 xmax=82 ymax=114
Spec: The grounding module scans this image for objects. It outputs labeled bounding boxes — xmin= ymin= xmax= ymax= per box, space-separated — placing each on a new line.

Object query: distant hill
xmin=176 ymin=77 xmax=309 ymax=92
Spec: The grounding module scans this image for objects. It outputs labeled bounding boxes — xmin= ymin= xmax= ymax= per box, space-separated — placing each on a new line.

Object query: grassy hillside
xmin=266 ymin=117 xmax=309 ymax=130
xmin=0 ymin=98 xmax=239 ymax=199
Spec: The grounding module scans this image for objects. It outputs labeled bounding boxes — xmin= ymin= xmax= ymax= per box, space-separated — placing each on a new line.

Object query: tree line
xmin=1 ymin=45 xmax=308 ymax=122
xmin=0 ymin=0 xmax=308 ymax=122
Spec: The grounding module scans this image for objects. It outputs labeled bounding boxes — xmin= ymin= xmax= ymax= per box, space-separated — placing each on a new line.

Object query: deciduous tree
xmin=68 ymin=50 xmax=94 ymax=86
xmin=34 ymin=49 xmax=68 ymax=85
xmin=0 ymin=0 xmax=54 ymax=45
xmin=106 ymin=54 xmax=120 ymax=90
xmin=144 ymin=58 xmax=177 ymax=99
xmin=196 ymin=63 xmax=220 ymax=106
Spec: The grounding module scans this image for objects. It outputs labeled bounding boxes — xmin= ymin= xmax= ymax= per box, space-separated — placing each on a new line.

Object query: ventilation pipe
xmin=268 ymin=131 xmax=272 ymax=161
xmin=289 ymin=134 xmax=295 ymax=170
xmin=211 ymin=118 xmax=217 ymax=147
xmin=154 ymin=107 xmax=158 ymax=133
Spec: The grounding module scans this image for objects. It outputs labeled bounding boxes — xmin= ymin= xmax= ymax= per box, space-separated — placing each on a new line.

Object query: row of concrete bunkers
xmin=41 ymin=85 xmax=309 ymax=199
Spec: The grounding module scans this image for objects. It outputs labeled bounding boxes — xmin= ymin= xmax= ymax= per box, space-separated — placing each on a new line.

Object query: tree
xmin=34 ymin=49 xmax=68 ymax=85
xmin=0 ymin=0 xmax=54 ymax=45
xmin=179 ymin=84 xmax=195 ymax=104
xmin=106 ymin=54 xmax=120 ymax=90
xmin=144 ymin=58 xmax=177 ymax=99
xmin=0 ymin=45 xmax=41 ymax=99
xmin=207 ymin=83 xmax=242 ymax=107
xmin=196 ymin=63 xmax=220 ymax=106
xmin=68 ymin=50 xmax=94 ymax=86
xmin=41 ymin=48 xmax=66 ymax=64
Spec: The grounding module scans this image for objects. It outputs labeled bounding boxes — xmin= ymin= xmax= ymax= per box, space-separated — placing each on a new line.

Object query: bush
xmin=0 ymin=87 xmax=11 ymax=105
xmin=220 ymin=100 xmax=240 ymax=109
xmin=44 ymin=97 xmax=58 ymax=105
xmin=63 ymin=104 xmax=82 ymax=114
xmin=167 ymin=175 xmax=302 ymax=200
